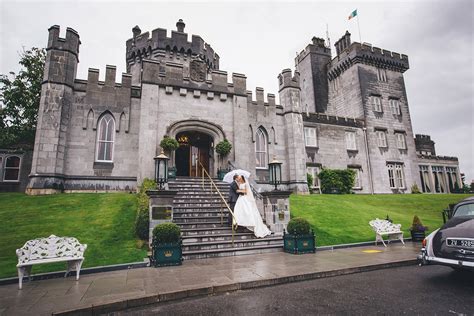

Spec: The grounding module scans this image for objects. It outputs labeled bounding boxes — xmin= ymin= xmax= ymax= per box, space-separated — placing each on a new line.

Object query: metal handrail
xmin=198 ymin=160 xmax=236 ymax=246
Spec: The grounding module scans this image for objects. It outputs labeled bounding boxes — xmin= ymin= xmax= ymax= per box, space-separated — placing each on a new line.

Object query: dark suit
xmin=228 ymin=181 xmax=241 ymax=226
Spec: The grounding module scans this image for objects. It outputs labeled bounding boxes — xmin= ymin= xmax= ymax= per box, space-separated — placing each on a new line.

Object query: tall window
xmin=255 ymin=128 xmax=268 ymax=169
xmin=396 ymin=133 xmax=406 ymax=149
xmin=419 ymin=165 xmax=431 ymax=193
xmin=307 ymin=166 xmax=320 ymax=188
xmin=372 ymin=96 xmax=383 ymax=112
xmin=349 ymin=167 xmax=362 ymax=189
xmin=96 ymin=113 xmax=115 ymax=162
xmin=304 ymin=127 xmax=317 ymax=147
xmin=376 ymin=131 xmax=387 ymax=148
xmin=4 ymin=156 xmax=21 ymax=181
xmin=345 ymin=131 xmax=357 ymax=150
xmin=377 ymin=68 xmax=387 ymax=82
xmin=387 ymin=163 xmax=405 ymax=189
xmin=389 ymin=99 xmax=401 ymax=115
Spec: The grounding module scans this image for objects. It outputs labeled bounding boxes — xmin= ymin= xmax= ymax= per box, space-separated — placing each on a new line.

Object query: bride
xmin=233 ymin=175 xmax=271 ymax=238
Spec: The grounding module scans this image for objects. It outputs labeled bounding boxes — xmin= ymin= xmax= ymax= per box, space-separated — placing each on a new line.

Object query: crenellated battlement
xmin=303 ymin=112 xmax=365 ymax=128
xmin=47 ymin=25 xmax=80 ymax=58
xmin=296 ymin=36 xmax=331 ymax=64
xmin=73 ymin=66 xmax=132 ymax=92
xmin=140 ymin=59 xmax=247 ymax=97
xmin=246 ymin=87 xmax=278 ymax=107
xmin=125 ymin=19 xmax=219 ymax=71
xmin=328 ymin=31 xmax=409 ymax=80
xmin=278 ymin=69 xmax=300 ymax=92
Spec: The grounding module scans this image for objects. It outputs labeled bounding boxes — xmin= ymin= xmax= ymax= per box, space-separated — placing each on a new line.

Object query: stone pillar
xmin=146 ymin=190 xmax=178 ymax=246
xmin=261 ymin=190 xmax=292 ymax=236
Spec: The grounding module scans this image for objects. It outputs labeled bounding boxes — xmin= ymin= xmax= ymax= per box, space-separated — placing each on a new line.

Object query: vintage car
xmin=418 ymin=196 xmax=474 ymax=270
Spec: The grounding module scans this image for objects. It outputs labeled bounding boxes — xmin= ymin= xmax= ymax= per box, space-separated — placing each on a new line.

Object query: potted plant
xmin=409 ymin=215 xmax=428 ymax=242
xmin=151 ymin=222 xmax=182 ymax=267
xmin=283 ymin=217 xmax=316 ymax=254
xmin=160 ymin=136 xmax=179 ymax=179
xmin=215 ymin=139 xmax=232 ymax=179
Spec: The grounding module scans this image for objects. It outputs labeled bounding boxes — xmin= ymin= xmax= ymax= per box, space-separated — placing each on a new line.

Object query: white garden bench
xmin=16 ymin=235 xmax=87 ymax=289
xmin=369 ymin=218 xmax=405 ymax=247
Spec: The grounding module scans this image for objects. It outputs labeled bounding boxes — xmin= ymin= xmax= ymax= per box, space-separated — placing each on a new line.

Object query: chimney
xmin=176 ymin=19 xmax=185 ymax=33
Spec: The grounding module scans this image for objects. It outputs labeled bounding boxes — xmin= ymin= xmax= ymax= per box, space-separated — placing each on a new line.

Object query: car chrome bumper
xmin=418 ymin=247 xmax=474 ymax=269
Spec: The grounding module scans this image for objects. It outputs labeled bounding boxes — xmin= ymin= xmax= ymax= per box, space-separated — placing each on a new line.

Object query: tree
xmin=0 ymin=47 xmax=45 ymax=149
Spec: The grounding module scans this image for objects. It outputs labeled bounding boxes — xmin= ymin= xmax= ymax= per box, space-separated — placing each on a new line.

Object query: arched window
xmin=96 ymin=113 xmax=115 ymax=162
xmin=255 ymin=128 xmax=268 ymax=169
xmin=4 ymin=155 xmax=21 ymax=181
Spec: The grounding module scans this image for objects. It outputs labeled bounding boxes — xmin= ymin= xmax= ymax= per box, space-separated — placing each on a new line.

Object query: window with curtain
xmin=4 ymin=156 xmax=21 ymax=181
xmin=376 ymin=131 xmax=387 ymax=147
xmin=96 ymin=113 xmax=115 ymax=162
xmin=255 ymin=128 xmax=268 ymax=169
xmin=306 ymin=166 xmax=320 ymax=188
xmin=304 ymin=127 xmax=317 ymax=147
xmin=387 ymin=163 xmax=405 ymax=189
xmin=345 ymin=131 xmax=357 ymax=150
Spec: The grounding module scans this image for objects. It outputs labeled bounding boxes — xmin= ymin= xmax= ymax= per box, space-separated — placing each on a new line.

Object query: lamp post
xmin=268 ymin=156 xmax=282 ymax=191
xmin=154 ymin=150 xmax=169 ymax=190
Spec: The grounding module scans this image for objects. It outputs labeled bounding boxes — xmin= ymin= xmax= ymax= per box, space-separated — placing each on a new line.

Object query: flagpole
xmin=356 ymin=11 xmax=362 ymax=43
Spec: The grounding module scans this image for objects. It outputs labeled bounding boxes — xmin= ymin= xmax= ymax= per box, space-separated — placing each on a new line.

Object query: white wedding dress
xmin=233 ymin=182 xmax=271 ymax=238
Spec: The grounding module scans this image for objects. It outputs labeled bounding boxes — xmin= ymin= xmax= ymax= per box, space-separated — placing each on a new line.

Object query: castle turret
xmin=27 ymin=26 xmax=80 ymax=194
xmin=125 ymin=19 xmax=220 ymax=85
xmin=278 ymin=69 xmax=309 ymax=193
xmin=295 ymin=36 xmax=331 ymax=113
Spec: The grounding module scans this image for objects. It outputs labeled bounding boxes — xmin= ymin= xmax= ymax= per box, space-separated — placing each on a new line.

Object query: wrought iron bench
xmin=16 ymin=235 xmax=87 ymax=289
xmin=369 ymin=218 xmax=405 ymax=247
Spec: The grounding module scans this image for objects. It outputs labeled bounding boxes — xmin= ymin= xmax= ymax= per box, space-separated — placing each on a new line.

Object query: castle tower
xmin=125 ymin=19 xmax=220 ymax=85
xmin=278 ymin=69 xmax=309 ymax=193
xmin=27 ymin=26 xmax=80 ymax=194
xmin=295 ymin=36 xmax=331 ymax=113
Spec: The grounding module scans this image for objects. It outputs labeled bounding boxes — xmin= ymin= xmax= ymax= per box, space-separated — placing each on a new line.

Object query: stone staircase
xmin=168 ymin=177 xmax=283 ymax=259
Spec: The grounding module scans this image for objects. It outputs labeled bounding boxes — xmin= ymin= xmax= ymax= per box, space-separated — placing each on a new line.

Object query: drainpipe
xmin=363 ymin=127 xmax=374 ymax=194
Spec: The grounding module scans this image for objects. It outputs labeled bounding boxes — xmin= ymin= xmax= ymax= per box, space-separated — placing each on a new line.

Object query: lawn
xmin=290 ymin=194 xmax=473 ymax=246
xmin=0 ymin=193 xmax=146 ymax=279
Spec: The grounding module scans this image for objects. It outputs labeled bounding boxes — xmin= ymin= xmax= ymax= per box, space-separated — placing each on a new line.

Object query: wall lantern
xmin=268 ymin=156 xmax=282 ymax=191
xmin=154 ymin=150 xmax=169 ymax=189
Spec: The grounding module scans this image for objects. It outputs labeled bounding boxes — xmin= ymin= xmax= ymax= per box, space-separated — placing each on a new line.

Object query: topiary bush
xmin=287 ymin=217 xmax=311 ymax=235
xmin=215 ymin=139 xmax=232 ymax=156
xmin=160 ymin=136 xmax=179 ymax=152
xmin=135 ymin=178 xmax=157 ymax=241
xmin=153 ymin=223 xmax=181 ymax=244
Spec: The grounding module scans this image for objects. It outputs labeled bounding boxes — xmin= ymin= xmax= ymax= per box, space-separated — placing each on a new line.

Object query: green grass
xmin=290 ymin=194 xmax=473 ymax=246
xmin=0 ymin=193 xmax=146 ymax=279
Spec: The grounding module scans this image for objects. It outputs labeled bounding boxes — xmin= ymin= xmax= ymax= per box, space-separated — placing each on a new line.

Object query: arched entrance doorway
xmin=175 ymin=131 xmax=213 ymax=177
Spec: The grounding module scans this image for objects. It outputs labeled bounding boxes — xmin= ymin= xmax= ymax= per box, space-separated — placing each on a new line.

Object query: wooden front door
xmin=189 ymin=146 xmax=209 ymax=177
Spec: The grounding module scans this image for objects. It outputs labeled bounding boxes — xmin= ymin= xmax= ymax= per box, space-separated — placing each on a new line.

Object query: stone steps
xmin=169 ymin=177 xmax=283 ymax=259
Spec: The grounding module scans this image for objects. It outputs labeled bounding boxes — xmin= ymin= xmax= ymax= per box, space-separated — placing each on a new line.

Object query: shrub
xmin=411 ymin=183 xmax=421 ymax=194
xmin=307 ymin=173 xmax=314 ymax=188
xmin=160 ymin=136 xmax=179 ymax=152
xmin=410 ymin=215 xmax=428 ymax=232
xmin=153 ymin=223 xmax=181 ymax=244
xmin=318 ymin=168 xmax=355 ymax=194
xmin=215 ymin=139 xmax=232 ymax=156
xmin=287 ymin=217 xmax=311 ymax=235
xmin=135 ymin=178 xmax=157 ymax=241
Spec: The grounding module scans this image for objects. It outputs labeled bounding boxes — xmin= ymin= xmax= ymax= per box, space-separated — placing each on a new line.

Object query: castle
xmin=15 ymin=19 xmax=460 ymax=194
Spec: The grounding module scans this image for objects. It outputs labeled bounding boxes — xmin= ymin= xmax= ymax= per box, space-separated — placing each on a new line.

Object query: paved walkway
xmin=0 ymin=243 xmax=420 ymax=316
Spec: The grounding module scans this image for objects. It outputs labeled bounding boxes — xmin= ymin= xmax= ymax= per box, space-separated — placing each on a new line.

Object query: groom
xmin=227 ymin=174 xmax=242 ymax=226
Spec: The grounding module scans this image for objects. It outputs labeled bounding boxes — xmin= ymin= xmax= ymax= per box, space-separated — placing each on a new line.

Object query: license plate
xmin=446 ymin=238 xmax=474 ymax=248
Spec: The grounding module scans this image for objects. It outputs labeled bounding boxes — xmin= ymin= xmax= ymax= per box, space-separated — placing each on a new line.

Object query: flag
xmin=348 ymin=9 xmax=357 ymax=20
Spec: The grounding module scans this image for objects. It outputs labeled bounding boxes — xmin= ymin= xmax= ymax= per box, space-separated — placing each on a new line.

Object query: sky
xmin=1 ymin=0 xmax=473 ymax=183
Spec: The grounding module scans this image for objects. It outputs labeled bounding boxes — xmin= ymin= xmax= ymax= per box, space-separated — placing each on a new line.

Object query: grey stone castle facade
xmin=23 ymin=20 xmax=461 ymax=194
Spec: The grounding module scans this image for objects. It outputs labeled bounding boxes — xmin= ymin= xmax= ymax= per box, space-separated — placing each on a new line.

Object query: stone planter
xmin=410 ymin=230 xmax=426 ymax=242
xmin=151 ymin=241 xmax=183 ymax=267
xmin=283 ymin=232 xmax=316 ymax=254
